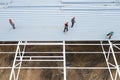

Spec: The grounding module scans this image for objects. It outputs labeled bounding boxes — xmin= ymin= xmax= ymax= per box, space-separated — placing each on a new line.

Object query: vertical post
xmin=63 ymin=41 xmax=66 ymax=80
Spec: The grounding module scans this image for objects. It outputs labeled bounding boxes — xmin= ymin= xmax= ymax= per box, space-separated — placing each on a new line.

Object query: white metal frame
xmin=63 ymin=41 xmax=66 ymax=80
xmin=9 ymin=41 xmax=27 ymax=80
xmin=101 ymin=40 xmax=120 ymax=80
xmin=0 ymin=41 xmax=119 ymax=80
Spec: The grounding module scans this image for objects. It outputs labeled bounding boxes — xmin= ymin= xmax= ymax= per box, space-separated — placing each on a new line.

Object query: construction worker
xmin=107 ymin=31 xmax=114 ymax=39
xmin=71 ymin=16 xmax=76 ymax=28
xmin=63 ymin=21 xmax=68 ymax=32
xmin=9 ymin=19 xmax=15 ymax=29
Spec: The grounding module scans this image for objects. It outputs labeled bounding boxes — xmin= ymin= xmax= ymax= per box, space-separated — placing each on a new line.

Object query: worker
xmin=107 ymin=31 xmax=114 ymax=39
xmin=9 ymin=19 xmax=15 ymax=29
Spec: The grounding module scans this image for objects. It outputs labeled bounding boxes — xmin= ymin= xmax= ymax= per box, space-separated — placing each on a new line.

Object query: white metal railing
xmin=101 ymin=40 xmax=120 ymax=80
xmin=0 ymin=67 xmax=118 ymax=69
xmin=108 ymin=40 xmax=120 ymax=79
xmin=0 ymin=42 xmax=116 ymax=45
xmin=8 ymin=41 xmax=65 ymax=80
xmin=63 ymin=41 xmax=67 ymax=80
xmin=9 ymin=41 xmax=21 ymax=80
xmin=0 ymin=51 xmax=120 ymax=54
xmin=0 ymin=41 xmax=118 ymax=80
xmin=15 ymin=41 xmax=27 ymax=80
xmin=101 ymin=41 xmax=114 ymax=80
xmin=9 ymin=41 xmax=27 ymax=80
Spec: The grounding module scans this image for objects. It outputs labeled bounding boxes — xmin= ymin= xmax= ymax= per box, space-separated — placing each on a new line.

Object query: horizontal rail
xmin=0 ymin=43 xmax=120 ymax=46
xmin=65 ymin=43 xmax=114 ymax=45
xmin=0 ymin=44 xmax=18 ymax=46
xmin=0 ymin=52 xmax=62 ymax=53
xmin=0 ymin=52 xmax=120 ymax=54
xmin=67 ymin=67 xmax=117 ymax=69
xmin=0 ymin=67 xmax=117 ymax=69
xmin=16 ymin=56 xmax=63 ymax=58
xmin=20 ymin=43 xmax=63 ymax=45
xmin=16 ymin=59 xmax=63 ymax=62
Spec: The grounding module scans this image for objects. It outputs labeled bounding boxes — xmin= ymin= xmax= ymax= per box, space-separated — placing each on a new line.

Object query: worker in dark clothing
xmin=107 ymin=31 xmax=114 ymax=39
xmin=71 ymin=16 xmax=76 ymax=28
xmin=63 ymin=21 xmax=68 ymax=32
xmin=9 ymin=19 xmax=15 ymax=29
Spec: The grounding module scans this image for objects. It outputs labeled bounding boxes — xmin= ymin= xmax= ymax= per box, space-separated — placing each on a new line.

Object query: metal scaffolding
xmin=101 ymin=40 xmax=120 ymax=80
xmin=0 ymin=41 xmax=119 ymax=80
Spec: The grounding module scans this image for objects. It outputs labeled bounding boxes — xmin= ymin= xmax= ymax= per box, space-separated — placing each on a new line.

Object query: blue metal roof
xmin=0 ymin=0 xmax=120 ymax=41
